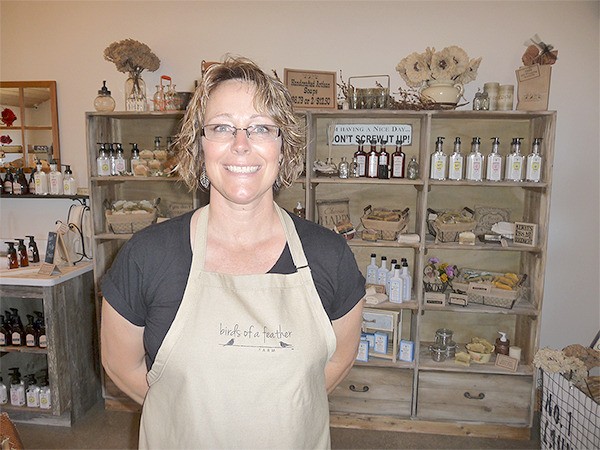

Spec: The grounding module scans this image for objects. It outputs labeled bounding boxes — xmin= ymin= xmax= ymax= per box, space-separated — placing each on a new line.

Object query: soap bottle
xmin=25 ymin=314 xmax=38 ymax=347
xmin=430 ymin=137 xmax=447 ymax=180
xmin=0 ymin=314 xmax=8 ymax=346
xmin=62 ymin=165 xmax=76 ymax=195
xmin=28 ymin=167 xmax=36 ymax=194
xmin=377 ymin=256 xmax=389 ymax=286
xmin=353 ymin=138 xmax=367 ymax=177
xmin=96 ymin=143 xmax=111 ymax=176
xmin=113 ymin=143 xmax=127 ymax=175
xmin=39 ymin=373 xmax=51 ymax=409
xmin=366 ymin=253 xmax=378 ymax=285
xmin=108 ymin=143 xmax=117 ymax=175
xmin=385 ymin=259 xmax=398 ymax=294
xmin=465 ymin=137 xmax=483 ymax=181
xmin=6 ymin=242 xmax=18 ymax=269
xmin=48 ymin=159 xmax=63 ymax=195
xmin=400 ymin=258 xmax=413 ymax=301
xmin=94 ymin=81 xmax=116 ymax=112
xmin=26 ymin=374 xmax=40 ymax=408
xmin=388 ymin=264 xmax=404 ymax=304
xmin=9 ymin=308 xmax=25 ymax=346
xmin=3 ymin=168 xmax=13 ymax=194
xmin=495 ymin=331 xmax=510 ymax=355
xmin=34 ymin=311 xmax=47 ymax=348
xmin=0 ymin=377 xmax=7 ymax=405
xmin=505 ymin=138 xmax=524 ymax=181
xmin=16 ymin=238 xmax=29 ymax=267
xmin=34 ymin=160 xmax=49 ymax=195
xmin=129 ymin=143 xmax=144 ymax=176
xmin=486 ymin=137 xmax=503 ymax=181
xmin=526 ymin=138 xmax=543 ymax=182
xmin=390 ymin=138 xmax=406 ymax=178
xmin=26 ymin=236 xmax=40 ymax=263
xmin=448 ymin=137 xmax=464 ymax=181
xmin=12 ymin=168 xmax=28 ymax=195
xmin=293 ymin=201 xmax=305 ymax=219
xmin=9 ymin=368 xmax=25 ymax=406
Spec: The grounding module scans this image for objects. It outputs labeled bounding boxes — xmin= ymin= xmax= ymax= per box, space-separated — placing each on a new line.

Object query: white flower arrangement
xmin=396 ymin=46 xmax=482 ymax=88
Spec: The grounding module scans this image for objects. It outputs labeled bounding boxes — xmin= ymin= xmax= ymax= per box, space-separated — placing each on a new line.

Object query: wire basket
xmin=105 ymin=210 xmax=157 ymax=234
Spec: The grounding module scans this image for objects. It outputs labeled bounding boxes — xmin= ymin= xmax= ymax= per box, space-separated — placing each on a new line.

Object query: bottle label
xmin=39 ymin=334 xmax=47 ymax=348
xmin=27 ymin=389 xmax=40 ymax=408
xmin=0 ymin=332 xmax=5 ymax=346
xmin=26 ymin=333 xmax=36 ymax=346
xmin=392 ymin=155 xmax=404 ymax=177
xmin=356 ymin=155 xmax=366 ymax=176
xmin=11 ymin=332 xmax=21 ymax=346
xmin=40 ymin=392 xmax=51 ymax=409
xmin=367 ymin=157 xmax=378 ymax=177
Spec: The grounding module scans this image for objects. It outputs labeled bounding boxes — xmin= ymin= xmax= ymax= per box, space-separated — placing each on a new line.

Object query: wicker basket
xmin=361 ymin=206 xmax=409 ymax=241
xmin=105 ymin=209 xmax=157 ymax=234
xmin=428 ymin=208 xmax=476 ymax=243
xmin=452 ymin=269 xmax=525 ymax=309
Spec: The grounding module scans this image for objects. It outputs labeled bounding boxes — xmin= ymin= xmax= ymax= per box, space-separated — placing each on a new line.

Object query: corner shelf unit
xmin=274 ymin=109 xmax=555 ymax=439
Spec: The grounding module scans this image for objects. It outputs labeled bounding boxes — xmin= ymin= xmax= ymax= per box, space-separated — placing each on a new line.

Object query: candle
xmin=509 ymin=346 xmax=522 ymax=361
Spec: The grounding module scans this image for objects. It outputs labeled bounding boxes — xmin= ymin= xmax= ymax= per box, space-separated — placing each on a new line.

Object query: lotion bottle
xmin=34 ymin=160 xmax=49 ymax=195
xmin=62 ymin=165 xmax=77 ymax=196
xmin=505 ymin=138 xmax=524 ymax=181
xmin=16 ymin=238 xmax=28 ymax=267
xmin=0 ymin=377 xmax=7 ymax=405
xmin=6 ymin=242 xmax=18 ymax=269
xmin=465 ymin=137 xmax=483 ymax=181
xmin=448 ymin=137 xmax=464 ymax=181
xmin=430 ymin=137 xmax=447 ymax=180
xmin=376 ymin=256 xmax=389 ymax=286
xmin=48 ymin=159 xmax=63 ymax=195
xmin=26 ymin=374 xmax=40 ymax=408
xmin=486 ymin=137 xmax=503 ymax=181
xmin=96 ymin=143 xmax=111 ymax=176
xmin=35 ymin=311 xmax=47 ymax=349
xmin=113 ymin=143 xmax=127 ymax=175
xmin=495 ymin=331 xmax=510 ymax=355
xmin=366 ymin=253 xmax=378 ymax=285
xmin=526 ymin=138 xmax=543 ymax=182
xmin=26 ymin=236 xmax=40 ymax=263
xmin=25 ymin=315 xmax=37 ymax=347
xmin=400 ymin=258 xmax=412 ymax=301
xmin=388 ymin=264 xmax=404 ymax=304
xmin=39 ymin=373 xmax=51 ymax=410
xmin=9 ymin=368 xmax=25 ymax=407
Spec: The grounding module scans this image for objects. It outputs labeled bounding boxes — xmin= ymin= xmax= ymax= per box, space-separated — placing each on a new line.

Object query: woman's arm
xmin=324 ymin=299 xmax=364 ymax=394
xmin=101 ymin=298 xmax=149 ymax=405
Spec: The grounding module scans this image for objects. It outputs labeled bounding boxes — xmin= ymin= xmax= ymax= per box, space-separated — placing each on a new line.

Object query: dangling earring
xmin=200 ymin=166 xmax=210 ymax=189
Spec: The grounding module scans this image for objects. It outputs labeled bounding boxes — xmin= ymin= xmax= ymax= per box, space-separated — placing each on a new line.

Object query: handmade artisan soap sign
xmin=284 ymin=69 xmax=336 ymax=109
xmin=331 ymin=123 xmax=413 ymax=146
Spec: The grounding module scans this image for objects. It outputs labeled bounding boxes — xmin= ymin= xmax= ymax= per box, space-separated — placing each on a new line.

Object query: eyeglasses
xmin=202 ymin=124 xmax=281 ymax=143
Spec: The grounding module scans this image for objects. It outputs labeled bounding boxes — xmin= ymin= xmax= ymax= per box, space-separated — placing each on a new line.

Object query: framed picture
xmin=513 ymin=222 xmax=537 ymax=247
xmin=284 ymin=68 xmax=336 ymax=110
xmin=316 ymin=198 xmax=350 ymax=230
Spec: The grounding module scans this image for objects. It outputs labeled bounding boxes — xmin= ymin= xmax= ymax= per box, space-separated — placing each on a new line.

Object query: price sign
xmin=284 ymin=69 xmax=336 ymax=110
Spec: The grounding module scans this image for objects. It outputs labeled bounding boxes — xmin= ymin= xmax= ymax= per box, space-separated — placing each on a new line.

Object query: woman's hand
xmin=101 ymin=299 xmax=149 ymax=405
xmin=325 ymin=299 xmax=365 ymax=394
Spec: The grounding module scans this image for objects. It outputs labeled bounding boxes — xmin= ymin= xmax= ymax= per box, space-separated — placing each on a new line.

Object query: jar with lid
xmin=406 ymin=157 xmax=420 ymax=180
xmin=94 ymin=81 xmax=116 ymax=112
xmin=435 ymin=328 xmax=454 ymax=346
xmin=430 ymin=344 xmax=447 ymax=362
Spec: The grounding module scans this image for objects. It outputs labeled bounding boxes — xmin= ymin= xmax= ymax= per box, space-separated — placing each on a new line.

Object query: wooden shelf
xmin=311 ymin=177 xmax=425 ymax=187
xmin=422 ymin=296 xmax=539 ymax=316
xmin=424 ymin=236 xmax=543 ymax=253
xmin=348 ymin=238 xmax=420 ymax=249
xmin=91 ymin=175 xmax=184 ymax=183
xmin=0 ymin=345 xmax=48 ymax=354
xmin=428 ymin=179 xmax=548 ymax=189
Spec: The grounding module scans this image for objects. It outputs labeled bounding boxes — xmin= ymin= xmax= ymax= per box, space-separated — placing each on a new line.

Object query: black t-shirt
xmin=102 ymin=208 xmax=365 ymax=368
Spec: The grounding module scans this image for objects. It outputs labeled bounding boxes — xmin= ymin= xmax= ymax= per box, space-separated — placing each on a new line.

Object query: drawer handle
xmin=349 ymin=384 xmax=369 ymax=393
xmin=362 ymin=318 xmax=376 ymax=323
xmin=464 ymin=391 xmax=485 ymax=400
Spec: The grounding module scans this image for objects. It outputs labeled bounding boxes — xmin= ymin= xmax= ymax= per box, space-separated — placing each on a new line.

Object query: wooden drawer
xmin=417 ymin=371 xmax=532 ymax=424
xmin=362 ymin=309 xmax=396 ymax=331
xmin=329 ymin=366 xmax=412 ymax=416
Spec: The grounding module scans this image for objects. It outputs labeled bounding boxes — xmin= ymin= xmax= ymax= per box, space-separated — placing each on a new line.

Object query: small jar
xmin=338 ymin=156 xmax=349 ymax=179
xmin=430 ymin=344 xmax=447 ymax=362
xmin=435 ymin=328 xmax=454 ymax=346
xmin=406 ymin=157 xmax=420 ymax=180
xmin=94 ymin=81 xmax=116 ymax=112
xmin=445 ymin=341 xmax=457 ymax=358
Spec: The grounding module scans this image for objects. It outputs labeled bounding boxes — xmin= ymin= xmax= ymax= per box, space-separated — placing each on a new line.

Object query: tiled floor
xmin=14 ymin=401 xmax=541 ymax=449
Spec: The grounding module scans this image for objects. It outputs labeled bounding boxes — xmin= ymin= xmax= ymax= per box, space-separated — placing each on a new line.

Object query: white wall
xmin=1 ymin=0 xmax=598 ymax=349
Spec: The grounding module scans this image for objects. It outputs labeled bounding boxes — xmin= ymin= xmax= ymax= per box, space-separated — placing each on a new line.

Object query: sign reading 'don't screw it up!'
xmin=332 ymin=123 xmax=413 ymax=146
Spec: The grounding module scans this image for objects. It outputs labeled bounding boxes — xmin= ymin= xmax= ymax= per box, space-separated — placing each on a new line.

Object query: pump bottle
xmin=9 ymin=368 xmax=25 ymax=406
xmin=26 ymin=374 xmax=40 ymax=408
xmin=96 ymin=143 xmax=111 ymax=176
xmin=448 ymin=137 xmax=464 ymax=181
xmin=505 ymin=138 xmax=524 ymax=181
xmin=0 ymin=314 xmax=8 ymax=346
xmin=113 ymin=143 xmax=127 ymax=175
xmin=9 ymin=308 xmax=25 ymax=346
xmin=62 ymin=165 xmax=77 ymax=195
xmin=15 ymin=238 xmax=29 ymax=267
xmin=35 ymin=311 xmax=47 ymax=348
xmin=34 ymin=160 xmax=49 ymax=195
xmin=465 ymin=137 xmax=483 ymax=181
xmin=39 ymin=373 xmax=51 ymax=409
xmin=526 ymin=138 xmax=543 ymax=182
xmin=26 ymin=236 xmax=40 ymax=263
xmin=486 ymin=137 xmax=503 ymax=181
xmin=0 ymin=376 xmax=7 ymax=405
xmin=48 ymin=159 xmax=63 ymax=195
xmin=495 ymin=331 xmax=510 ymax=355
xmin=6 ymin=242 xmax=18 ymax=269
xmin=25 ymin=314 xmax=38 ymax=347
xmin=430 ymin=137 xmax=447 ymax=180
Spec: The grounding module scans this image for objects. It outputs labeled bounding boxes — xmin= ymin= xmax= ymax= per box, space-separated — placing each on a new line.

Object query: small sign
xmin=316 ymin=198 xmax=350 ymax=230
xmin=424 ymin=292 xmax=446 ymax=306
xmin=513 ymin=222 xmax=537 ymax=247
xmin=331 ymin=123 xmax=413 ymax=146
xmin=448 ymin=292 xmax=468 ymax=307
xmin=284 ymin=69 xmax=336 ymax=109
xmin=495 ymin=353 xmax=519 ymax=372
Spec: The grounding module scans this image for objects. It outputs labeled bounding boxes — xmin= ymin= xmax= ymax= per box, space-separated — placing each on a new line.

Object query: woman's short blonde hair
xmin=175 ymin=56 xmax=305 ymax=192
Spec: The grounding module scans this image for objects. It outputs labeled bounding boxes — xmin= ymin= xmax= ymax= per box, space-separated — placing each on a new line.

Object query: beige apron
xmin=139 ymin=204 xmax=337 ymax=449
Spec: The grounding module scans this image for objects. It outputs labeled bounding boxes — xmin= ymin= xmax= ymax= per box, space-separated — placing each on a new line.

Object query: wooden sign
xmin=284 ymin=69 xmax=336 ymax=109
xmin=38 ymin=223 xmax=73 ymax=275
xmin=513 ymin=222 xmax=537 ymax=247
xmin=331 ymin=123 xmax=413 ymax=146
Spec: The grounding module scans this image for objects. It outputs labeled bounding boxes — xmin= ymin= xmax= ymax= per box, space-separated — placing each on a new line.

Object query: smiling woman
xmin=100 ymin=56 xmax=365 ymax=449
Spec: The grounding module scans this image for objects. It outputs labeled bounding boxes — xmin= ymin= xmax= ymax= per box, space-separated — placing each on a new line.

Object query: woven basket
xmin=105 ymin=210 xmax=157 ymax=234
xmin=429 ymin=208 xmax=476 ymax=243
xmin=361 ymin=207 xmax=409 ymax=241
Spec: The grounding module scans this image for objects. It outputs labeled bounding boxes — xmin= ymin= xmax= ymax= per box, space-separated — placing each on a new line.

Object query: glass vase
xmin=125 ymin=72 xmax=148 ymax=111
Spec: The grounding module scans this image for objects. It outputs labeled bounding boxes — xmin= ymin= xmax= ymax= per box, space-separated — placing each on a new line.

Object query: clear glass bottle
xmin=486 ymin=137 xmax=503 ymax=181
xmin=430 ymin=137 xmax=447 ymax=180
xmin=48 ymin=160 xmax=63 ymax=195
xmin=472 ymin=90 xmax=483 ymax=111
xmin=96 ymin=143 xmax=111 ymax=176
xmin=353 ymin=138 xmax=367 ymax=177
xmin=465 ymin=137 xmax=483 ymax=181
xmin=350 ymin=156 xmax=359 ymax=178
xmin=505 ymin=138 xmax=524 ymax=181
xmin=526 ymin=138 xmax=543 ymax=182
xmin=448 ymin=137 xmax=464 ymax=181
xmin=391 ymin=138 xmax=406 ymax=178
xmin=34 ymin=161 xmax=49 ymax=195
xmin=94 ymin=81 xmax=116 ymax=112
xmin=62 ymin=165 xmax=76 ymax=195
xmin=338 ymin=156 xmax=349 ymax=179
xmin=377 ymin=139 xmax=389 ymax=179
xmin=114 ymin=143 xmax=127 ymax=175
xmin=165 ymin=83 xmax=178 ymax=110
xmin=153 ymin=84 xmax=165 ymax=112
xmin=407 ymin=157 xmax=420 ymax=180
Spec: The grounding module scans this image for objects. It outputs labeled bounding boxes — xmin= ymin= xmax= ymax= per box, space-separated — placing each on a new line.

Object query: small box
xmin=356 ymin=337 xmax=369 ymax=362
xmin=399 ymin=340 xmax=414 ymax=362
xmin=448 ymin=292 xmax=468 ymax=307
xmin=363 ymin=332 xmax=375 ymax=349
xmin=373 ymin=332 xmax=389 ymax=354
xmin=424 ymin=291 xmax=446 ymax=306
